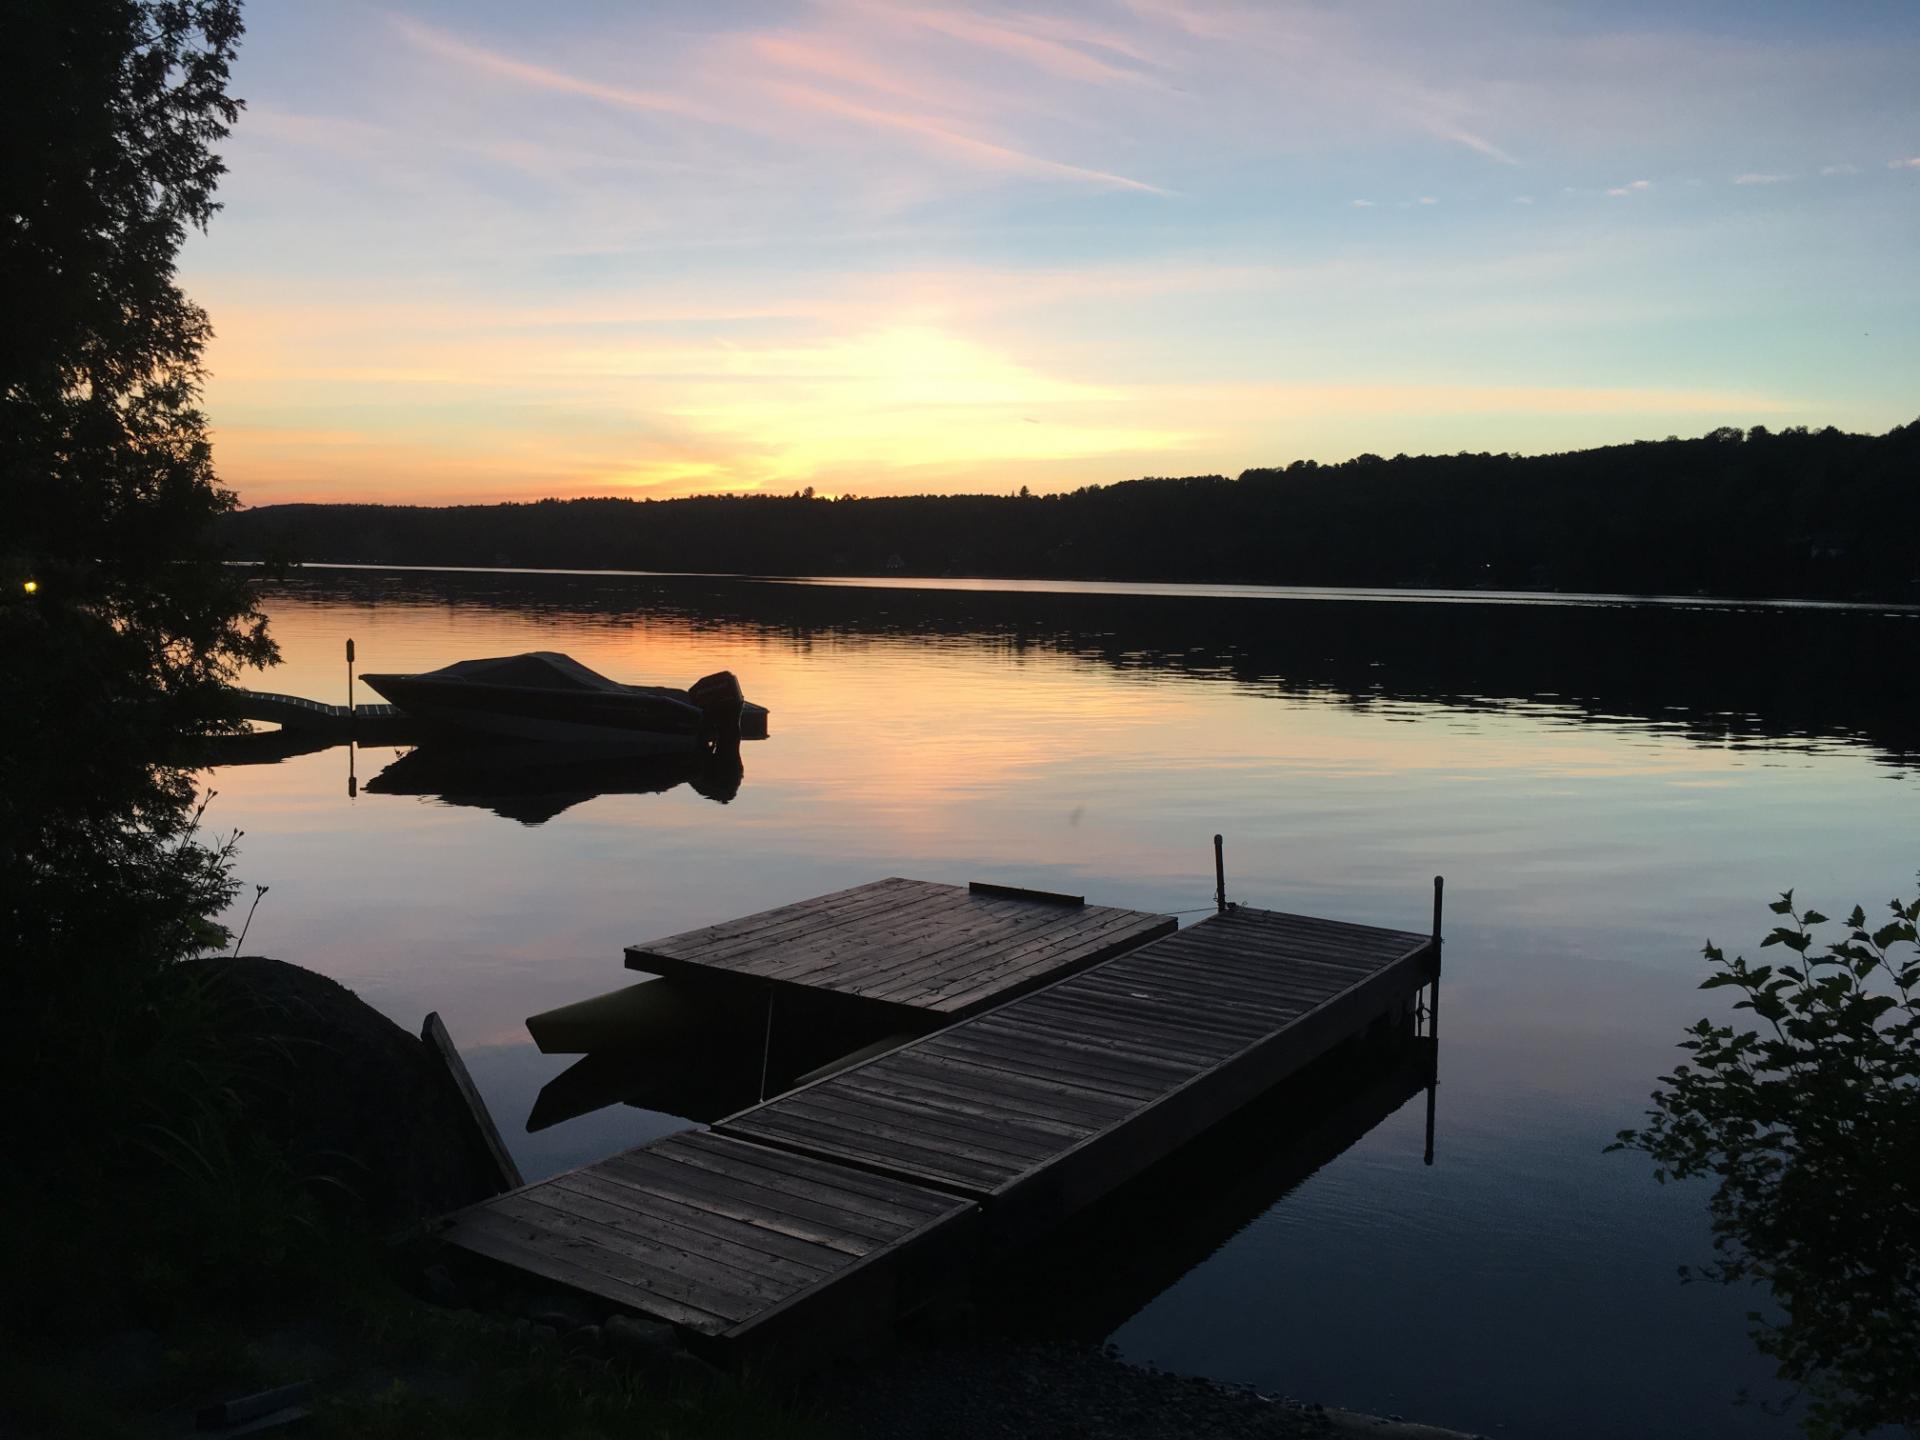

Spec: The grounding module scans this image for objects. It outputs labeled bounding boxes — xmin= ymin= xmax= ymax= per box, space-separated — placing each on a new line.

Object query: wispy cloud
xmin=747 ymin=33 xmax=948 ymax=107
xmin=1418 ymin=114 xmax=1520 ymax=165
xmin=195 ymin=3 xmax=1920 ymax=503
xmin=389 ymin=8 xmax=1167 ymax=200
xmin=765 ymin=83 xmax=1168 ymax=193
xmin=894 ymin=7 xmax=1162 ymax=88
xmin=387 ymin=14 xmax=692 ymax=117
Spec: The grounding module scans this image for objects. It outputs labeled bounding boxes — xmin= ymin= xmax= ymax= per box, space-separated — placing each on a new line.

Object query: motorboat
xmin=359 ymin=651 xmax=767 ymax=753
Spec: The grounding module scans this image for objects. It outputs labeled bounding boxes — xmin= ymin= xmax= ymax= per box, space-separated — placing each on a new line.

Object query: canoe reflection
xmin=365 ymin=741 xmax=744 ymax=824
xmin=527 ymin=977 xmax=912 ymax=1128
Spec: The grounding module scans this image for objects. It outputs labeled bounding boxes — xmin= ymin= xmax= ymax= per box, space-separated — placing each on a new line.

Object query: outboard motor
xmin=688 ymin=670 xmax=744 ymax=752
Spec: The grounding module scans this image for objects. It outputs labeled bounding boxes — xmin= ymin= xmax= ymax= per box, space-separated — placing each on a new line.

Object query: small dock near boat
xmin=235 ymin=690 xmax=417 ymax=742
xmin=435 ymin=871 xmax=1443 ymax=1367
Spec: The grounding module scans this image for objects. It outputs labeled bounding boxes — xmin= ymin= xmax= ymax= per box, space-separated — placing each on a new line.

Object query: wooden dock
xmin=438 ymin=880 xmax=1441 ymax=1366
xmin=716 ymin=905 xmax=1434 ymax=1245
xmin=625 ymin=878 xmax=1177 ymax=1024
xmin=440 ymin=1129 xmax=977 ymax=1360
xmin=236 ymin=689 xmax=410 ymax=734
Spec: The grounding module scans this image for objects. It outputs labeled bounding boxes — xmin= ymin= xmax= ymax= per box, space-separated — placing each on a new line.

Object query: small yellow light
xmin=22 ymin=580 xmax=37 ymax=595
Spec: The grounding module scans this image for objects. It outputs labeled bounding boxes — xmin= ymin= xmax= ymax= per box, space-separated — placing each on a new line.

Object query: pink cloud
xmin=765 ymin=83 xmax=1169 ymax=194
xmin=388 ymin=14 xmax=693 ymax=117
xmin=895 ymin=7 xmax=1161 ymax=88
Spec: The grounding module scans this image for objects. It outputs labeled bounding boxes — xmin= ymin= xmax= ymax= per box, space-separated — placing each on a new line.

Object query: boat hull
xmin=361 ymin=674 xmax=705 ymax=751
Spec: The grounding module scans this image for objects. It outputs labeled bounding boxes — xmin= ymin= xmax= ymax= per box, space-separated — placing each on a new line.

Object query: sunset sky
xmin=185 ymin=0 xmax=1920 ymax=505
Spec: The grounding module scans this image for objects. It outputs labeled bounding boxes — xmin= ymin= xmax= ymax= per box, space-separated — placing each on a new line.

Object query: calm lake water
xmin=207 ymin=566 xmax=1918 ymax=1439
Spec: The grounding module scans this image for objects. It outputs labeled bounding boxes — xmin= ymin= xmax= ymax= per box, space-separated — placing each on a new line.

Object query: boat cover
xmin=423 ymin=652 xmax=685 ymax=700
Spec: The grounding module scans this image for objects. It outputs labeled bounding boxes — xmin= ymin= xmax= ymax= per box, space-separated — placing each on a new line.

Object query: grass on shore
xmin=4 ymin=1264 xmax=831 ymax=1440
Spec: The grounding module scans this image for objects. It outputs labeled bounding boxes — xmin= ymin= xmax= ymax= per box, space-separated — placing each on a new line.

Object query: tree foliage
xmin=2 ymin=1 xmax=281 ymax=1331
xmin=1612 ymin=887 xmax=1920 ymax=1436
xmin=3 ymin=0 xmax=272 ymax=994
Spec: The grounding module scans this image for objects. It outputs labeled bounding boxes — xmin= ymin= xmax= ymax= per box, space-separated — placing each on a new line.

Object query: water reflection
xmin=365 ymin=742 xmax=744 ymax=824
xmin=195 ymin=567 xmax=1920 ymax=1440
xmin=254 ymin=566 xmax=1920 ymax=771
xmin=991 ymin=1038 xmax=1436 ymax=1344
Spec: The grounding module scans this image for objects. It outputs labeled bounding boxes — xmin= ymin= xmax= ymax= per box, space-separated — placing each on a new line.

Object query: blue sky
xmin=182 ymin=0 xmax=1920 ymax=502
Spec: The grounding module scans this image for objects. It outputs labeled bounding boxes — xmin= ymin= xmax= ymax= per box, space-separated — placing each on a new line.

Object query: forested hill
xmin=220 ymin=423 xmax=1920 ymax=600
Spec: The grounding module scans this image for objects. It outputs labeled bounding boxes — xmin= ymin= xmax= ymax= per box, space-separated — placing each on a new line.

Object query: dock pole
xmin=758 ymin=987 xmax=776 ymax=1102
xmin=1213 ymin=834 xmax=1227 ymax=913
xmin=346 ymin=637 xmax=356 ymax=719
xmin=1424 ymin=875 xmax=1444 ymax=1166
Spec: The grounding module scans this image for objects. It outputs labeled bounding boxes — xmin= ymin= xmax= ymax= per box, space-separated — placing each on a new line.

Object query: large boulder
xmin=186 ymin=956 xmax=503 ymax=1229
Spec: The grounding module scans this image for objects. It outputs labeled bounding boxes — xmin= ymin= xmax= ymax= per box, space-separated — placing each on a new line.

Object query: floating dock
xmin=437 ymin=878 xmax=1441 ymax=1366
xmin=625 ymin=877 xmax=1177 ymax=1025
xmin=236 ymin=690 xmax=409 ymax=732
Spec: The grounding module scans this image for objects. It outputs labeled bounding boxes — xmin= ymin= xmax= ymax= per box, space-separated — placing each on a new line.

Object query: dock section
xmin=626 ymin=878 xmax=1176 ymax=1024
xmin=235 ymin=689 xmax=409 ymax=734
xmin=436 ymin=1129 xmax=976 ymax=1362
xmin=717 ymin=905 xmax=1435 ymax=1244
xmin=441 ymin=884 xmax=1440 ymax=1367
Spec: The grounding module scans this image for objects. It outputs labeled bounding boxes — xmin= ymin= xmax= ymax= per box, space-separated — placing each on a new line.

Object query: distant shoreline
xmin=239 ymin=559 xmax=1920 ymax=617
xmin=216 ymin=423 xmax=1920 ymax=605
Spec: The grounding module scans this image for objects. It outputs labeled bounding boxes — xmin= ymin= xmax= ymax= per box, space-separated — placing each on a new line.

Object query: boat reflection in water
xmin=363 ymin=741 xmax=745 ymax=824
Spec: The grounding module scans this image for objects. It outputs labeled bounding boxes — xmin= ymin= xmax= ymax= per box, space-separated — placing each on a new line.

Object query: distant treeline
xmin=221 ymin=423 xmax=1920 ymax=600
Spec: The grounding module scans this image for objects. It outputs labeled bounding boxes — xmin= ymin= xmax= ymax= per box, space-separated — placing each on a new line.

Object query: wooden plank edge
xmin=621 ymin=878 xmax=938 ymax=969
xmin=938 ymin=915 xmax=1179 ymax=1016
xmin=979 ymin=939 xmax=1438 ymax=1228
xmin=718 ymin=1186 xmax=982 ymax=1362
xmin=967 ymin=880 xmax=1084 ymax=906
xmin=421 ymin=1011 xmax=525 ymax=1192
xmin=718 ymin=1116 xmax=1004 ymax=1203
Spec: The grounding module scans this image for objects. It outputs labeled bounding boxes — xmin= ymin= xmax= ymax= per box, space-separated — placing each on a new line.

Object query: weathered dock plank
xmin=717 ymin=905 xmax=1435 ymax=1244
xmin=625 ymin=878 xmax=1175 ymax=1021
xmin=435 ymin=1129 xmax=977 ymax=1361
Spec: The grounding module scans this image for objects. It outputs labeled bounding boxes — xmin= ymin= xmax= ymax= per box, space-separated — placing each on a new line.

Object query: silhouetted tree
xmin=4 ymin=0 xmax=271 ymax=976
xmin=2 ymin=0 xmax=273 ymax=1291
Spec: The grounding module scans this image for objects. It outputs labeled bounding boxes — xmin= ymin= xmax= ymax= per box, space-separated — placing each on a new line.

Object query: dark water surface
xmin=209 ymin=567 xmax=1919 ymax=1439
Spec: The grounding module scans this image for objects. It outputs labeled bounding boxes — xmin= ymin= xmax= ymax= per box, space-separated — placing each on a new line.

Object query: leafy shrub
xmin=1612 ymin=885 xmax=1920 ymax=1436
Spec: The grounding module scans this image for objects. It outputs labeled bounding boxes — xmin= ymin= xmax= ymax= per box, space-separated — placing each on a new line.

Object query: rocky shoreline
xmin=817 ymin=1338 xmax=1486 ymax=1440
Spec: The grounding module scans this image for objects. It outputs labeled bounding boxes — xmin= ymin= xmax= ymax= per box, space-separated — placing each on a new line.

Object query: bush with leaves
xmin=1611 ymin=884 xmax=1920 ymax=1436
